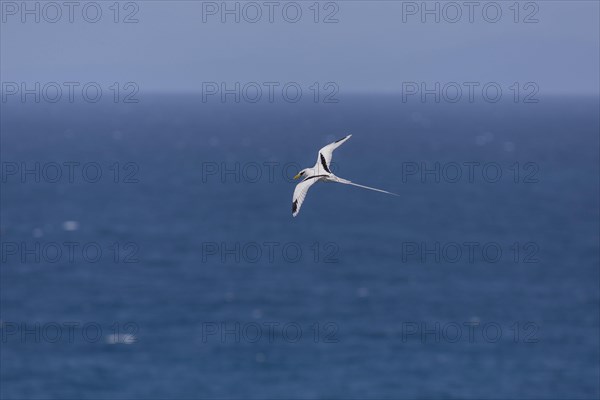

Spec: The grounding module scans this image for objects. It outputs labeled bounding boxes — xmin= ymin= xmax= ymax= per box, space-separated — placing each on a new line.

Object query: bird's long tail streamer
xmin=340 ymin=180 xmax=400 ymax=197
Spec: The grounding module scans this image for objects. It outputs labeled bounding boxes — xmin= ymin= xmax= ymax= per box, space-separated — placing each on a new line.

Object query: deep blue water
xmin=1 ymin=96 xmax=599 ymax=399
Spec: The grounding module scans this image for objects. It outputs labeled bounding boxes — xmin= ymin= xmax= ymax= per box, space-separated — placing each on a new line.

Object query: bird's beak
xmin=293 ymin=173 xmax=301 ymax=180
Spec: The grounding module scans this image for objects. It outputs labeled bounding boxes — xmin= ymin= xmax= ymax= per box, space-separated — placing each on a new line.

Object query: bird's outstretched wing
xmin=315 ymin=134 xmax=352 ymax=174
xmin=292 ymin=177 xmax=319 ymax=217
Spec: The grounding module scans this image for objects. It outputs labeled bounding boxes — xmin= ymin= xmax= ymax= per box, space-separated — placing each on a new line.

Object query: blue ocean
xmin=1 ymin=96 xmax=598 ymax=398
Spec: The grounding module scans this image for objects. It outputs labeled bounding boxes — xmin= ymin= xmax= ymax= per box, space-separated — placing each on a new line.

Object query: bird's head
xmin=293 ymin=169 xmax=309 ymax=180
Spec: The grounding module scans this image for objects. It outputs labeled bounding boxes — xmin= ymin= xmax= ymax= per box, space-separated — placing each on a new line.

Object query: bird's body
xmin=292 ymin=134 xmax=399 ymax=217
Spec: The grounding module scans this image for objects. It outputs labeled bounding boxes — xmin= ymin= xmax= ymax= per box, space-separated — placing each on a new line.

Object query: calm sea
xmin=1 ymin=95 xmax=599 ymax=399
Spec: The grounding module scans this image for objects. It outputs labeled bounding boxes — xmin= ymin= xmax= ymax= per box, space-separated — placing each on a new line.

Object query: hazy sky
xmin=1 ymin=1 xmax=599 ymax=95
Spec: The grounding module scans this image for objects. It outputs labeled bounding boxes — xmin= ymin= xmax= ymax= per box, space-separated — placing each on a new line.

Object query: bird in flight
xmin=292 ymin=134 xmax=399 ymax=217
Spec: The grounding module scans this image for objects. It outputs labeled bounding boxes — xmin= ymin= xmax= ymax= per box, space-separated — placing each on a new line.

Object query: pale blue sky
xmin=1 ymin=1 xmax=599 ymax=94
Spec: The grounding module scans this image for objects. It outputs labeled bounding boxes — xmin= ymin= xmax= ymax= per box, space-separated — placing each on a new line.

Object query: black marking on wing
xmin=319 ymin=153 xmax=331 ymax=173
xmin=302 ymin=174 xmax=328 ymax=182
xmin=334 ymin=136 xmax=348 ymax=143
xmin=292 ymin=200 xmax=298 ymax=214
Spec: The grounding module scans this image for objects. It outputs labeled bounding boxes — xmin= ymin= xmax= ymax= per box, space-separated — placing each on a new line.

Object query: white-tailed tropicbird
xmin=292 ymin=134 xmax=399 ymax=217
